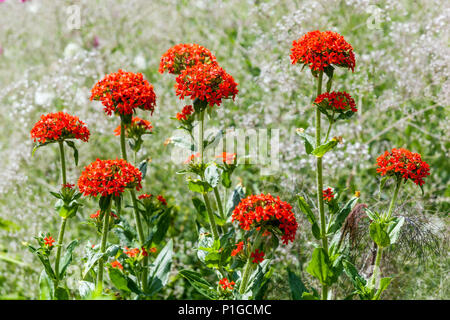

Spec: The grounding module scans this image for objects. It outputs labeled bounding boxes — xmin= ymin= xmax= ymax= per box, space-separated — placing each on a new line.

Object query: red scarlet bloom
xmin=376 ymin=148 xmax=430 ymax=186
xmin=175 ymin=63 xmax=238 ymax=107
xmin=113 ymin=116 xmax=153 ymax=136
xmin=250 ymin=249 xmax=265 ymax=264
xmin=90 ymin=69 xmax=156 ymax=116
xmin=184 ymin=152 xmax=201 ymax=164
xmin=124 ymin=247 xmax=141 ymax=258
xmin=30 ymin=112 xmax=90 ymax=144
xmin=90 ymin=210 xmax=118 ymax=219
xmin=157 ymin=195 xmax=167 ymax=206
xmin=231 ymin=241 xmax=244 ymax=257
xmin=159 ymin=43 xmax=217 ymax=75
xmin=218 ymin=278 xmax=235 ymax=290
xmin=215 ymin=152 xmax=236 ymax=164
xmin=43 ymin=236 xmax=56 ymax=247
xmin=291 ymin=30 xmax=355 ymax=72
xmin=323 ymin=188 xmax=334 ymax=202
xmin=110 ymin=260 xmax=123 ymax=270
xmin=232 ymin=193 xmax=298 ymax=245
xmin=315 ymin=91 xmax=357 ymax=113
xmin=176 ymin=105 xmax=194 ymax=121
xmin=138 ymin=193 xmax=153 ymax=200
xmin=78 ymin=159 xmax=142 ymax=198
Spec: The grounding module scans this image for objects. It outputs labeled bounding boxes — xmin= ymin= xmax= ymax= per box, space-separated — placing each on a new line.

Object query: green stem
xmin=369 ymin=246 xmax=383 ymax=288
xmin=54 ymin=141 xmax=68 ymax=283
xmin=199 ymin=110 xmax=205 ymax=164
xmin=96 ymin=201 xmax=112 ymax=292
xmin=213 ymin=187 xmax=225 ymax=220
xmin=315 ymin=71 xmax=329 ymax=300
xmin=239 ymin=231 xmax=263 ymax=295
xmin=120 ymin=120 xmax=149 ymax=292
xmin=386 ymin=179 xmax=401 ymax=219
xmin=324 ymin=121 xmax=333 ymax=143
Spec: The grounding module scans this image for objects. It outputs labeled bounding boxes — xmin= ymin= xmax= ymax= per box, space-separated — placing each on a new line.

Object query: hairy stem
xmin=96 ymin=201 xmax=112 ymax=292
xmin=213 ymin=187 xmax=225 ymax=220
xmin=386 ymin=179 xmax=401 ymax=219
xmin=369 ymin=246 xmax=383 ymax=288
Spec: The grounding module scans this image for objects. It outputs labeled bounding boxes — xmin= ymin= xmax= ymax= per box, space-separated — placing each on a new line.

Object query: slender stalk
xmin=213 ymin=187 xmax=225 ymax=220
xmin=369 ymin=246 xmax=383 ymax=288
xmin=385 ymin=179 xmax=401 ymax=219
xmin=199 ymin=110 xmax=205 ymax=164
xmin=315 ymin=71 xmax=329 ymax=300
xmin=324 ymin=121 xmax=333 ymax=143
xmin=239 ymin=231 xmax=263 ymax=295
xmin=54 ymin=141 xmax=68 ymax=283
xmin=120 ymin=120 xmax=149 ymax=292
xmin=96 ymin=201 xmax=112 ymax=292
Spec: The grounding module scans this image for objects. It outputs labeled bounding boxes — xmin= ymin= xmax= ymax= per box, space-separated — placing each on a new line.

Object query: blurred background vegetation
xmin=0 ymin=0 xmax=448 ymax=299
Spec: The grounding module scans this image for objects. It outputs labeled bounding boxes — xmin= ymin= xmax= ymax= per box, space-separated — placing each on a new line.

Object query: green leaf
xmin=365 ymin=208 xmax=379 ymax=221
xmin=153 ymin=211 xmax=171 ymax=245
xmin=78 ymin=281 xmax=95 ymax=299
xmin=39 ymin=269 xmax=54 ymax=300
xmin=297 ymin=196 xmax=321 ymax=240
xmin=387 ymin=216 xmax=405 ymax=245
xmin=54 ymin=287 xmax=69 ymax=300
xmin=169 ymin=135 xmax=196 ymax=151
xmin=179 ymin=270 xmax=218 ymax=300
xmin=204 ymin=163 xmax=222 ymax=188
xmin=328 ymin=197 xmax=358 ymax=234
xmin=296 ymin=129 xmax=315 ymax=154
xmin=82 ymin=251 xmax=104 ymax=279
xmin=65 ymin=140 xmax=79 ymax=166
xmin=188 ymin=179 xmax=212 ymax=194
xmin=59 ymin=240 xmax=79 ymax=278
xmin=287 ymin=268 xmax=307 ymax=300
xmin=369 ymin=222 xmax=390 ymax=248
xmin=192 ymin=197 xmax=208 ymax=226
xmin=108 ymin=267 xmax=130 ymax=292
xmin=221 ymin=171 xmax=232 ymax=188
xmin=28 ymin=246 xmax=56 ymax=281
xmin=306 ymin=247 xmax=334 ymax=286
xmin=147 ymin=239 xmax=173 ymax=296
xmin=379 ymin=176 xmax=390 ymax=196
xmin=311 ymin=139 xmax=338 ymax=158
xmin=342 ymin=259 xmax=367 ymax=289
xmin=226 ymin=184 xmax=245 ymax=217
xmin=301 ymin=292 xmax=319 ymax=300
xmin=373 ymin=277 xmax=392 ymax=300
xmin=138 ymin=160 xmax=148 ymax=180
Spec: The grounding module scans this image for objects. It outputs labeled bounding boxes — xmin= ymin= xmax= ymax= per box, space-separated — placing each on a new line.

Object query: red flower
xmin=78 ymin=159 xmax=142 ymax=198
xmin=113 ymin=116 xmax=153 ymax=136
xmin=30 ymin=112 xmax=90 ymax=144
xmin=43 ymin=236 xmax=56 ymax=247
xmin=231 ymin=241 xmax=244 ymax=257
xmin=175 ymin=63 xmax=238 ymax=107
xmin=232 ymin=193 xmax=298 ymax=245
xmin=376 ymin=148 xmax=430 ymax=186
xmin=218 ymin=278 xmax=235 ymax=290
xmin=176 ymin=104 xmax=194 ymax=121
xmin=90 ymin=69 xmax=156 ymax=116
xmin=215 ymin=152 xmax=236 ymax=164
xmin=159 ymin=43 xmax=217 ymax=75
xmin=90 ymin=210 xmax=118 ymax=219
xmin=110 ymin=260 xmax=123 ymax=270
xmin=322 ymin=188 xmax=334 ymax=202
xmin=149 ymin=247 xmax=157 ymax=253
xmin=124 ymin=246 xmax=141 ymax=258
xmin=62 ymin=183 xmax=75 ymax=189
xmin=157 ymin=195 xmax=167 ymax=206
xmin=250 ymin=249 xmax=265 ymax=264
xmin=138 ymin=193 xmax=153 ymax=200
xmin=315 ymin=91 xmax=357 ymax=113
xmin=184 ymin=152 xmax=201 ymax=164
xmin=291 ymin=30 xmax=355 ymax=72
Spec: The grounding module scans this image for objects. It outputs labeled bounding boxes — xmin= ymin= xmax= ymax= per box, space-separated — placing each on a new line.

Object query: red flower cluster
xmin=231 ymin=241 xmax=244 ymax=257
xmin=124 ymin=246 xmax=141 ymax=258
xmin=176 ymin=105 xmax=194 ymax=121
xmin=232 ymin=193 xmax=298 ymax=245
xmin=291 ymin=30 xmax=355 ymax=72
xmin=157 ymin=195 xmax=167 ymax=206
xmin=90 ymin=69 xmax=156 ymax=116
xmin=89 ymin=210 xmax=118 ymax=219
xmin=30 ymin=112 xmax=90 ymax=144
xmin=78 ymin=159 xmax=142 ymax=198
xmin=250 ymin=249 xmax=265 ymax=264
xmin=315 ymin=91 xmax=357 ymax=113
xmin=43 ymin=236 xmax=55 ymax=247
xmin=323 ymin=188 xmax=334 ymax=202
xmin=138 ymin=193 xmax=153 ymax=200
xmin=215 ymin=152 xmax=236 ymax=164
xmin=184 ymin=152 xmax=200 ymax=164
xmin=62 ymin=183 xmax=75 ymax=189
xmin=111 ymin=260 xmax=123 ymax=270
xmin=159 ymin=43 xmax=217 ymax=75
xmin=376 ymin=148 xmax=430 ymax=186
xmin=218 ymin=278 xmax=235 ymax=290
xmin=113 ymin=116 xmax=153 ymax=136
xmin=175 ymin=63 xmax=238 ymax=107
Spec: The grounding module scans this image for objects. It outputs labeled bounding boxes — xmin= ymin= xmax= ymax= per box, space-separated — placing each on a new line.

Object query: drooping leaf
xmin=226 ymin=184 xmax=245 ymax=217
xmin=328 ymin=197 xmax=358 ymax=234
xmin=138 ymin=160 xmax=148 ymax=180
xmin=65 ymin=140 xmax=79 ymax=166
xmin=369 ymin=222 xmax=390 ymax=248
xmin=179 ymin=270 xmax=218 ymax=300
xmin=147 ymin=239 xmax=173 ymax=296
xmin=59 ymin=240 xmax=79 ymax=278
xmin=311 ymin=139 xmax=338 ymax=158
xmin=108 ymin=266 xmax=130 ymax=292
xmin=152 ymin=210 xmax=171 ymax=245
xmin=306 ymin=247 xmax=334 ymax=286
xmin=204 ymin=163 xmax=222 ymax=188
xmin=287 ymin=268 xmax=308 ymax=300
xmin=297 ymin=196 xmax=321 ymax=240
xmin=296 ymin=129 xmax=315 ymax=155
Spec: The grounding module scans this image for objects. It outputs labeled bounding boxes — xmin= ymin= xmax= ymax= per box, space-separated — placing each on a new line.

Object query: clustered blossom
xmin=232 ymin=193 xmax=298 ymax=244
xmin=90 ymin=69 xmax=156 ymax=116
xmin=30 ymin=112 xmax=90 ymax=144
xmin=175 ymin=63 xmax=238 ymax=107
xmin=138 ymin=193 xmax=153 ymax=200
xmin=113 ymin=116 xmax=153 ymax=136
xmin=89 ymin=210 xmax=118 ymax=219
xmin=218 ymin=278 xmax=235 ymax=290
xmin=43 ymin=236 xmax=55 ymax=247
xmin=111 ymin=260 xmax=123 ymax=270
xmin=159 ymin=43 xmax=217 ymax=75
xmin=78 ymin=159 xmax=142 ymax=198
xmin=250 ymin=249 xmax=265 ymax=264
xmin=323 ymin=188 xmax=334 ymax=202
xmin=157 ymin=195 xmax=167 ymax=206
xmin=215 ymin=152 xmax=236 ymax=164
xmin=231 ymin=241 xmax=244 ymax=257
xmin=62 ymin=183 xmax=75 ymax=189
xmin=376 ymin=148 xmax=430 ymax=186
xmin=290 ymin=30 xmax=355 ymax=72
xmin=315 ymin=91 xmax=357 ymax=113
xmin=184 ymin=152 xmax=200 ymax=164
xmin=176 ymin=105 xmax=194 ymax=121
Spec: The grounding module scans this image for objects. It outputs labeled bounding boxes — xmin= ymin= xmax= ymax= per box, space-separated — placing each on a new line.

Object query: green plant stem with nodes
xmin=239 ymin=230 xmax=263 ymax=295
xmin=315 ymin=71 xmax=329 ymax=300
xmin=120 ymin=120 xmax=149 ymax=293
xmin=96 ymin=201 xmax=112 ymax=292
xmin=370 ymin=179 xmax=402 ymax=288
xmin=199 ymin=109 xmax=220 ymax=241
xmin=213 ymin=187 xmax=225 ymax=219
xmin=324 ymin=111 xmax=335 ymax=143
xmin=54 ymin=141 xmax=68 ymax=283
